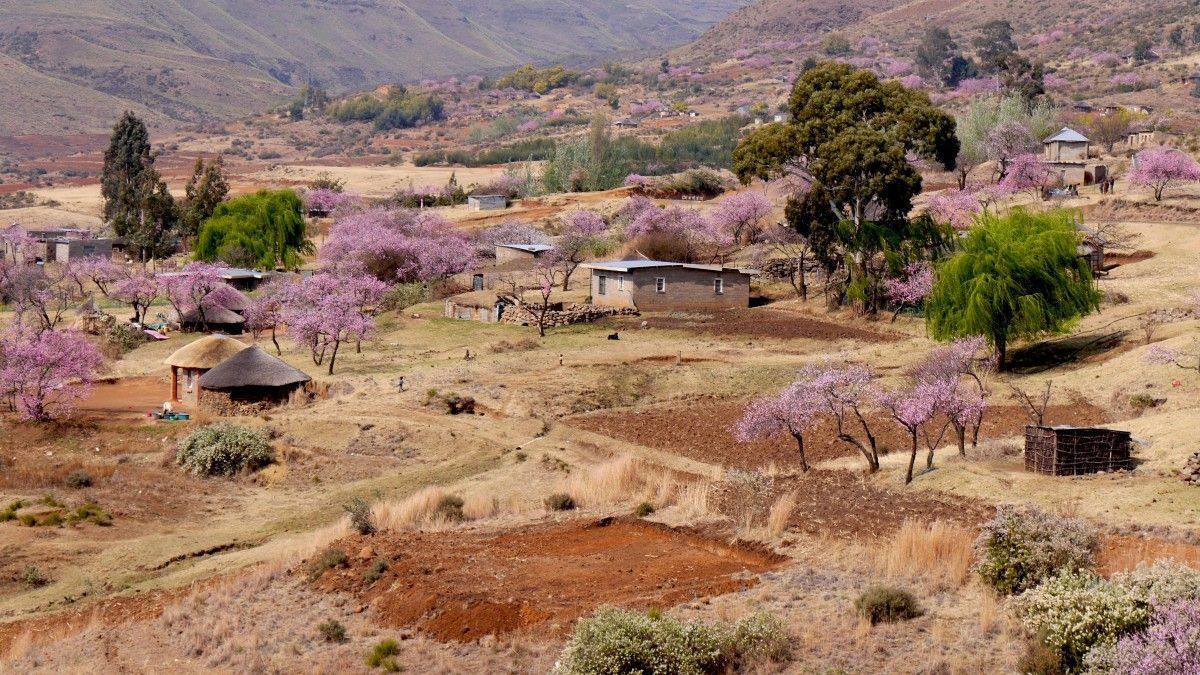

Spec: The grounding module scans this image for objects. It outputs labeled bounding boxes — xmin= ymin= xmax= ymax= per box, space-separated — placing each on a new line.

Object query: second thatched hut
xmin=197 ymin=345 xmax=312 ymax=413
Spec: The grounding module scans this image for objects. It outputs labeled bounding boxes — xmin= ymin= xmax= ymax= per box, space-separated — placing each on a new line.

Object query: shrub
xmin=1017 ymin=570 xmax=1146 ymax=669
xmin=65 ymin=470 xmax=93 ymax=489
xmin=1099 ymin=600 xmax=1200 ymax=674
xmin=318 ymin=619 xmax=347 ymax=643
xmin=555 ymin=607 xmax=790 ymax=674
xmin=974 ymin=504 xmax=1097 ymax=595
xmin=0 ymin=500 xmax=23 ymax=522
xmin=69 ymin=503 xmax=112 ymax=526
xmin=364 ymin=559 xmax=388 ymax=584
xmin=855 ymin=586 xmax=923 ymax=625
xmin=634 ymin=502 xmax=655 ymax=518
xmin=380 ymin=282 xmax=429 ymax=311
xmin=1018 ymin=639 xmax=1065 ymax=675
xmin=21 ymin=565 xmax=47 ymax=587
xmin=176 ymin=423 xmax=274 ymax=476
xmin=432 ymin=495 xmax=465 ymax=523
xmin=367 ymin=638 xmax=401 ymax=671
xmin=345 ymin=496 xmax=376 ymax=535
xmin=545 ymin=493 xmax=576 ymax=511
xmin=309 ymin=547 xmax=349 ymax=581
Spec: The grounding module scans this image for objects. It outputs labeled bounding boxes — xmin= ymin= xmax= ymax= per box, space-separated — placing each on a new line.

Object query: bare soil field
xmin=314 ymin=517 xmax=783 ymax=642
xmin=610 ymin=307 xmax=898 ymax=342
xmin=568 ymin=396 xmax=1108 ymax=470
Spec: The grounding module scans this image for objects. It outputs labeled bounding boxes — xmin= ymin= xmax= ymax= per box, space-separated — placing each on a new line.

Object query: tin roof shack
xmin=198 ymin=345 xmax=312 ymax=414
xmin=583 ymin=260 xmax=755 ymax=311
xmin=468 ymin=195 xmax=508 ymax=211
xmin=1024 ymin=426 xmax=1133 ymax=476
xmin=164 ymin=334 xmax=248 ymax=404
xmin=494 ymin=243 xmax=553 ymax=265
xmin=1042 ymin=127 xmax=1108 ymax=186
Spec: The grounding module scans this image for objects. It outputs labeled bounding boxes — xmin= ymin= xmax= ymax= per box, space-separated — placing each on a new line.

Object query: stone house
xmin=1042 ymin=127 xmax=1107 ymax=186
xmin=582 ymin=260 xmax=755 ymax=311
xmin=467 ymin=195 xmax=507 ymax=211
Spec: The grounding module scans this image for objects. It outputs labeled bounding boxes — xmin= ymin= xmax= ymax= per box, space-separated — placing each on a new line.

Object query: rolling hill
xmin=0 ymin=0 xmax=750 ymax=135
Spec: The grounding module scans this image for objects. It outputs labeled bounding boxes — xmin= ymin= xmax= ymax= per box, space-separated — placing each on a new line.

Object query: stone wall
xmin=499 ymin=302 xmax=637 ymax=328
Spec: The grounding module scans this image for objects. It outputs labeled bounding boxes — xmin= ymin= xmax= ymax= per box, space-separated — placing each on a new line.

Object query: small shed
xmin=198 ymin=345 xmax=312 ymax=413
xmin=164 ymin=334 xmax=248 ymax=404
xmin=444 ymin=290 xmax=508 ymax=323
xmin=494 ymin=243 xmax=553 ymax=264
xmin=179 ymin=305 xmax=245 ymax=334
xmin=1024 ymin=425 xmax=1133 ymax=476
xmin=468 ymin=195 xmax=508 ymax=211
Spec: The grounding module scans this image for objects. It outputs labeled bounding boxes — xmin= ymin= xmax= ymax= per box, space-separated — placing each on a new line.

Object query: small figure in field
xmin=559 ymin=353 xmax=564 ymax=366
xmin=464 ymin=348 xmax=474 ymax=360
xmin=395 ymin=376 xmax=407 ymax=392
xmin=607 ymin=332 xmax=619 ymax=340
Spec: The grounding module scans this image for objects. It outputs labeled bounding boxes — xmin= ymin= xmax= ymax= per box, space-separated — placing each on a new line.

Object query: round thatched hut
xmin=197 ymin=345 xmax=311 ymax=413
xmin=178 ymin=305 xmax=245 ymax=334
xmin=164 ymin=334 xmax=248 ymax=404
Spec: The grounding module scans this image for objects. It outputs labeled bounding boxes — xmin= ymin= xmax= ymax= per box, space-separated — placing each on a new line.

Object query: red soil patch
xmin=613 ymin=308 xmax=896 ymax=342
xmin=313 ymin=517 xmax=783 ymax=642
xmin=78 ymin=376 xmax=181 ymax=419
xmin=1097 ymin=534 xmax=1200 ymax=576
xmin=1105 ymin=250 xmax=1156 ymax=266
xmin=568 ymin=396 xmax=1108 ymax=470
xmin=772 ymin=470 xmax=992 ymax=538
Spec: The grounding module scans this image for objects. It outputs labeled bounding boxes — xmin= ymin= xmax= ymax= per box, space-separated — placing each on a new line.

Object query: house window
xmin=714 ymin=278 xmax=724 ymax=295
xmin=655 ymin=277 xmax=666 ymax=293
xmin=617 ymin=275 xmax=624 ymax=291
xmin=597 ymin=274 xmax=607 ymax=295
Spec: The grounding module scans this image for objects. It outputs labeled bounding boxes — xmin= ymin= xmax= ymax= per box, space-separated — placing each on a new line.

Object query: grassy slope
xmin=0 ymin=0 xmax=750 ymax=134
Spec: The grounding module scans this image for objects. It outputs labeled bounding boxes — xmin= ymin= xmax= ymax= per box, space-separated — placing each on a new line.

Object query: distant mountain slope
xmin=0 ymin=0 xmax=749 ymax=135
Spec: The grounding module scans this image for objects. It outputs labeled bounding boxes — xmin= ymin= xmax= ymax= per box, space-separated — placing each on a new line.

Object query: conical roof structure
xmin=164 ymin=334 xmax=248 ymax=369
xmin=198 ymin=345 xmax=311 ymax=389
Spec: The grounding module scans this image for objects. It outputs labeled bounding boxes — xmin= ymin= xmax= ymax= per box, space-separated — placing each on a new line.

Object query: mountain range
xmin=0 ymin=0 xmax=750 ymax=136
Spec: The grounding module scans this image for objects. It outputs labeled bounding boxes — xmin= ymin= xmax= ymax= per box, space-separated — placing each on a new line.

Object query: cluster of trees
xmin=734 ymin=62 xmax=958 ymax=312
xmin=736 ymin=336 xmax=991 ymax=482
xmin=915 ymin=20 xmax=1044 ymax=100
xmin=324 ymin=86 xmax=445 ymax=131
xmin=100 ymin=113 xmax=232 ymax=260
xmin=496 ymin=65 xmax=578 ymax=94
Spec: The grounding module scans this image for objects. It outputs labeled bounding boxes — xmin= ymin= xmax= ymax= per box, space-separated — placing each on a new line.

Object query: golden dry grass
xmin=876 ymin=520 xmax=976 ymax=590
xmin=766 ymin=491 xmax=797 ymax=537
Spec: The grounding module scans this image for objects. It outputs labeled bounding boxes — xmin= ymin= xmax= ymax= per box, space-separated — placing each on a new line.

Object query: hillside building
xmin=582 ymin=260 xmax=755 ymax=311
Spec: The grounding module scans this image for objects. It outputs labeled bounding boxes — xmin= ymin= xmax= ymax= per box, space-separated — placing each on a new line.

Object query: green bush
xmin=634 ymin=502 xmax=655 ymax=518
xmin=318 ymin=619 xmax=347 ymax=643
xmin=974 ymin=505 xmax=1097 ymax=595
xmin=69 ymin=503 xmax=112 ymax=526
xmin=64 ymin=470 xmax=93 ymax=489
xmin=308 ymin=547 xmax=349 ymax=581
xmin=545 ymin=493 xmax=576 ymax=511
xmin=380 ymin=282 xmax=430 ymax=312
xmin=367 ymin=638 xmax=401 ymax=671
xmin=345 ymin=496 xmax=376 ymax=535
xmin=364 ymin=559 xmax=389 ymax=584
xmin=177 ymin=423 xmax=274 ymax=476
xmin=433 ymin=495 xmax=465 ymax=522
xmin=855 ymin=586 xmax=923 ymax=625
xmin=555 ymin=607 xmax=790 ymax=674
xmin=22 ymin=566 xmax=48 ymax=587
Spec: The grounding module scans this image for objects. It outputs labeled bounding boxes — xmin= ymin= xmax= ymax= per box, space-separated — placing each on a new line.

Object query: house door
xmin=472 ymin=274 xmax=484 ymax=291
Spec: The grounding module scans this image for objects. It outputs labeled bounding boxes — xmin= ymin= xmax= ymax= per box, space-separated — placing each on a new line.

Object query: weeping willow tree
xmin=926 ymin=208 xmax=1100 ymax=370
xmin=195 ymin=190 xmax=312 ymax=270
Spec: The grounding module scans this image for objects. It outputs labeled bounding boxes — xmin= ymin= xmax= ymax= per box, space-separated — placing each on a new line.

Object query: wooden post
xmin=171 ymin=366 xmax=178 ymax=401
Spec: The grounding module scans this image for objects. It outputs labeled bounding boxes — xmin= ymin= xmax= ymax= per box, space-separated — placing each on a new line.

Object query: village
xmin=2 ymin=14 xmax=1200 ymax=674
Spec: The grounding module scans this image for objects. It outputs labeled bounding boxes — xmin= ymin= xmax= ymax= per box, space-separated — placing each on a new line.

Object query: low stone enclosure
xmin=499 ymin=301 xmax=638 ymax=329
xmin=1024 ymin=425 xmax=1133 ymax=476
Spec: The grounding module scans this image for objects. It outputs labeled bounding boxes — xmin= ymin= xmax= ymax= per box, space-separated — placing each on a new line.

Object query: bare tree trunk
xmin=906 ymin=431 xmax=918 ymax=485
xmin=327 ymin=340 xmax=340 ymax=375
xmin=271 ymin=326 xmax=281 ymax=355
xmin=792 ymin=433 xmax=809 ymax=472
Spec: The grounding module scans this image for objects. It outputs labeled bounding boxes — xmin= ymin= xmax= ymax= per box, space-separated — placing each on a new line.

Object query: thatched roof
xmin=218 ymin=290 xmax=251 ymax=313
xmin=164 ymin=334 xmax=248 ymax=369
xmin=198 ymin=345 xmax=311 ymax=390
xmin=179 ymin=305 xmax=244 ymax=326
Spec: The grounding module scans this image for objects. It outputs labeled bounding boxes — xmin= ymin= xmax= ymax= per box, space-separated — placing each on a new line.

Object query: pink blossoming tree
xmin=243 ymin=278 xmax=288 ymax=354
xmin=553 ymin=210 xmax=612 ymax=291
xmin=735 ymin=372 xmax=823 ymax=471
xmin=281 ymin=272 xmax=386 ymax=374
xmin=321 ymin=208 xmax=476 ymax=283
xmin=884 ymin=261 xmax=934 ymax=320
xmin=709 ymin=191 xmax=773 ymax=245
xmin=996 ymin=153 xmax=1051 ymax=197
xmin=925 ymin=189 xmax=982 ymax=231
xmin=160 ymin=262 xmax=244 ymax=330
xmin=0 ymin=325 xmax=104 ymax=421
xmin=112 ymin=270 xmax=160 ymax=325
xmin=1128 ymin=147 xmax=1200 ymax=201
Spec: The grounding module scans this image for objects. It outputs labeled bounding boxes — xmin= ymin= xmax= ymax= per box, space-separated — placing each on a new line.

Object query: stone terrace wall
xmin=499 ymin=302 xmax=637 ymax=329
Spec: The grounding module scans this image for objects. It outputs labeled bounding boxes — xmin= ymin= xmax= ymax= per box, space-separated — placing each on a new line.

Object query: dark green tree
xmin=101 ymin=111 xmax=155 ymax=237
xmin=180 ymin=157 xmax=230 ymax=238
xmin=915 ymin=26 xmax=977 ymax=87
xmin=998 ymin=55 xmax=1045 ymax=105
xmin=733 ymin=62 xmax=958 ymax=312
xmin=195 ymin=190 xmax=311 ymax=270
xmin=926 ymin=209 xmax=1101 ymax=370
xmin=974 ymin=20 xmax=1018 ymax=74
xmin=1132 ymin=37 xmax=1155 ymax=64
xmin=126 ymin=169 xmax=179 ymax=262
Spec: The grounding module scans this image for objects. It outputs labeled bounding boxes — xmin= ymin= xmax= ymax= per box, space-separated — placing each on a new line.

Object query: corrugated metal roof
xmin=581 ymin=260 xmax=757 ymax=274
xmin=1045 ymin=127 xmax=1089 ymax=143
xmin=496 ymin=243 xmax=553 ymax=253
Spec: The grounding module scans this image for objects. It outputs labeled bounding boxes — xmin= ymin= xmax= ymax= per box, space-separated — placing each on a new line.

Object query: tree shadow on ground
xmin=1008 ymin=330 xmax=1129 ymax=374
